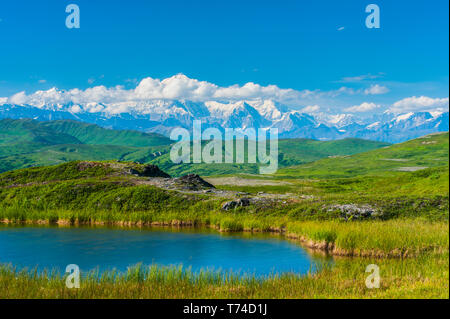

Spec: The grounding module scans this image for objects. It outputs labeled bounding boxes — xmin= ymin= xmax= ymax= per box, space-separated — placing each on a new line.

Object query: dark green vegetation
xmin=40 ymin=120 xmax=171 ymax=147
xmin=0 ymin=118 xmax=172 ymax=172
xmin=0 ymin=118 xmax=171 ymax=150
xmin=0 ymin=118 xmax=389 ymax=175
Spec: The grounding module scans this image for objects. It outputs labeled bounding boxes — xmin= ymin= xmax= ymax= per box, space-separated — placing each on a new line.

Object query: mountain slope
xmin=343 ymin=112 xmax=450 ymax=143
xmin=0 ymin=118 xmax=389 ymax=175
xmin=41 ymin=120 xmax=172 ymax=147
xmin=0 ymin=119 xmax=172 ymax=172
xmin=277 ymin=132 xmax=449 ymax=179
xmin=0 ymin=118 xmax=82 ymax=146
xmin=146 ymin=137 xmax=389 ymax=176
xmin=0 ymin=118 xmax=82 ymax=157
xmin=0 ymin=144 xmax=145 ymax=172
xmin=1 ymin=101 xmax=448 ymax=143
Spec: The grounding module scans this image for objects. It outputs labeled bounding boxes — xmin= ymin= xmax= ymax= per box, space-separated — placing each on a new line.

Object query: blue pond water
xmin=0 ymin=225 xmax=331 ymax=276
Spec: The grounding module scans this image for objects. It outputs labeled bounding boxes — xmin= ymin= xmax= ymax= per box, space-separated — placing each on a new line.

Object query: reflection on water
xmin=0 ymin=224 xmax=332 ymax=277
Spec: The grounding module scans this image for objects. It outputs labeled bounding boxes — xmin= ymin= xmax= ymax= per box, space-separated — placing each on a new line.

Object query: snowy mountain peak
xmin=0 ymin=100 xmax=448 ymax=143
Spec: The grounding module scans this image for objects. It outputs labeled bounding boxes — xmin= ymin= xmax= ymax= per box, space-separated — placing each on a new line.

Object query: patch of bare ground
xmin=380 ymin=158 xmax=409 ymax=162
xmin=4 ymin=181 xmax=52 ymax=188
xmin=396 ymin=166 xmax=429 ymax=172
xmin=204 ymin=176 xmax=292 ymax=187
xmin=133 ymin=178 xmax=298 ymax=206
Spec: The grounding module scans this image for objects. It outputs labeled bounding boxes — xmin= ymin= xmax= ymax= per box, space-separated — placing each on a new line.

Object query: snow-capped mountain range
xmin=0 ymin=99 xmax=448 ymax=143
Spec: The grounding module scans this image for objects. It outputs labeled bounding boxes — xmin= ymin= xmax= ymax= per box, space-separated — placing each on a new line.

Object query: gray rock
xmin=222 ymin=201 xmax=237 ymax=210
xmin=175 ymin=174 xmax=215 ymax=190
xmin=221 ymin=198 xmax=251 ymax=211
xmin=328 ymin=204 xmax=382 ymax=220
xmin=129 ymin=165 xmax=171 ymax=178
xmin=238 ymin=198 xmax=251 ymax=206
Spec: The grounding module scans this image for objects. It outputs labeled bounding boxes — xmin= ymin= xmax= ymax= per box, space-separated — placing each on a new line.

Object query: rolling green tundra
xmin=0 ymin=131 xmax=448 ymax=247
xmin=0 ymin=118 xmax=389 ymax=175
xmin=276 ymin=131 xmax=449 ymax=179
xmin=0 ymin=118 xmax=172 ymax=172
xmin=0 ymin=122 xmax=448 ymax=298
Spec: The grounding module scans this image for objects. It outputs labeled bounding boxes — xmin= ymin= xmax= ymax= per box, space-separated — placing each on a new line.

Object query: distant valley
xmin=0 ymin=118 xmax=390 ymax=175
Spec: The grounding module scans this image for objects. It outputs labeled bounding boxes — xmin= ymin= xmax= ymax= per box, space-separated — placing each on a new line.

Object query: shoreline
xmin=1 ymin=217 xmax=444 ymax=258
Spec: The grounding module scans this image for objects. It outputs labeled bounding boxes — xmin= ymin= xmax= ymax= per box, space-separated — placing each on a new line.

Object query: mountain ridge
xmin=1 ymin=100 xmax=448 ymax=143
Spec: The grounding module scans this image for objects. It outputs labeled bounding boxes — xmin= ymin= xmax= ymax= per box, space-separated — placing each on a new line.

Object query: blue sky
xmin=0 ymin=0 xmax=448 ymax=114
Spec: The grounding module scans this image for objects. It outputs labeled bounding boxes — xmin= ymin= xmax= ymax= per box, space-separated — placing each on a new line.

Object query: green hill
xmin=145 ymin=137 xmax=390 ymax=176
xmin=41 ymin=120 xmax=171 ymax=147
xmin=276 ymin=132 xmax=449 ymax=179
xmin=0 ymin=133 xmax=448 ymax=224
xmin=0 ymin=144 xmax=157 ymax=172
xmin=0 ymin=118 xmax=391 ymax=176
xmin=0 ymin=119 xmax=172 ymax=172
xmin=0 ymin=118 xmax=82 ymax=157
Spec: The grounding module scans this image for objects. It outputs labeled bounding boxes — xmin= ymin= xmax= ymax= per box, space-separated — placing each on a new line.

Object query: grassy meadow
xmin=0 ymin=130 xmax=448 ymax=298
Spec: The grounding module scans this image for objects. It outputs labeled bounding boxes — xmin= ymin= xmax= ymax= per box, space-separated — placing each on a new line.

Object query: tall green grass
xmin=286 ymin=219 xmax=449 ymax=255
xmin=1 ymin=252 xmax=447 ymax=299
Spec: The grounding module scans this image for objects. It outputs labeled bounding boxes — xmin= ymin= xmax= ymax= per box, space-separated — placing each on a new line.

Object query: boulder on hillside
xmin=222 ymin=198 xmax=251 ymax=211
xmin=328 ymin=204 xmax=382 ymax=220
xmin=175 ymin=174 xmax=215 ymax=190
xmin=129 ymin=165 xmax=171 ymax=178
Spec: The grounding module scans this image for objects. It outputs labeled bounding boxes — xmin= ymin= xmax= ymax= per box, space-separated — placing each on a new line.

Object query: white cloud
xmin=335 ymin=87 xmax=357 ymax=95
xmin=9 ymin=91 xmax=28 ymax=105
xmin=337 ymin=26 xmax=345 ymax=31
xmin=0 ymin=97 xmax=7 ymax=105
xmin=87 ymin=75 xmax=105 ymax=85
xmin=5 ymin=74 xmax=328 ymax=107
xmin=344 ymin=102 xmax=381 ymax=113
xmin=4 ymin=74 xmax=385 ymax=113
xmin=326 ymin=85 xmax=388 ymax=97
xmin=38 ymin=79 xmax=47 ymax=84
xmin=339 ymin=73 xmax=384 ymax=83
xmin=301 ymin=105 xmax=320 ymax=113
xmin=364 ymin=84 xmax=389 ymax=95
xmin=10 ymin=74 xmax=446 ymax=119
xmin=125 ymin=78 xmax=138 ymax=84
xmin=388 ymin=96 xmax=449 ymax=113
xmin=69 ymin=104 xmax=82 ymax=113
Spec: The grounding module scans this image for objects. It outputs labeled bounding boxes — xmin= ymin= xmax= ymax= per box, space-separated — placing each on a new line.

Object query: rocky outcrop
xmin=174 ymin=174 xmax=215 ymax=190
xmin=222 ymin=198 xmax=251 ymax=210
xmin=328 ymin=204 xmax=382 ymax=220
xmin=129 ymin=165 xmax=171 ymax=178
